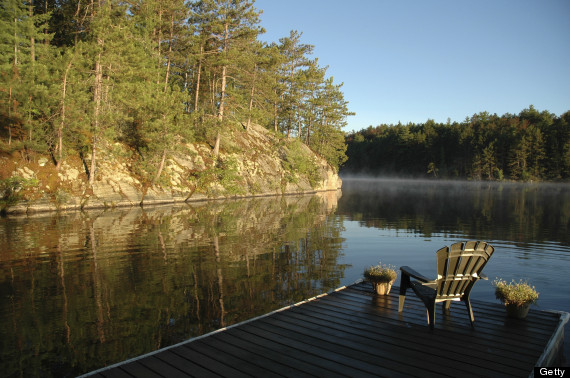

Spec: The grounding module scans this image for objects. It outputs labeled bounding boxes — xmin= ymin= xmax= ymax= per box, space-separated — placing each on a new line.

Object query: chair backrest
xmin=435 ymin=241 xmax=494 ymax=300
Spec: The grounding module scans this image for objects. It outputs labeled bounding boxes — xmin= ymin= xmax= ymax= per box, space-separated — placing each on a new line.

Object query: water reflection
xmin=0 ymin=191 xmax=347 ymax=377
xmin=337 ymin=178 xmax=570 ymax=246
xmin=3 ymin=179 xmax=570 ymax=376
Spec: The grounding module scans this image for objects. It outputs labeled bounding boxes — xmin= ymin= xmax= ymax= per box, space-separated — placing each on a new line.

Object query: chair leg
xmin=465 ymin=299 xmax=475 ymax=327
xmin=398 ymin=273 xmax=410 ymax=313
xmin=398 ymin=295 xmax=406 ymax=312
xmin=443 ymin=301 xmax=451 ymax=314
xmin=426 ymin=302 xmax=436 ymax=330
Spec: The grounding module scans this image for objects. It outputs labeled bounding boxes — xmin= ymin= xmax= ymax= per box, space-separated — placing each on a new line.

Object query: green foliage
xmin=364 ymin=263 xmax=398 ymax=283
xmin=282 ymin=140 xmax=320 ymax=188
xmin=0 ymin=176 xmax=38 ymax=207
xmin=195 ymin=156 xmax=245 ymax=196
xmin=216 ymin=156 xmax=245 ymax=195
xmin=0 ymin=0 xmax=350 ymax=188
xmin=493 ymin=279 xmax=539 ymax=306
xmin=345 ymin=107 xmax=570 ymax=181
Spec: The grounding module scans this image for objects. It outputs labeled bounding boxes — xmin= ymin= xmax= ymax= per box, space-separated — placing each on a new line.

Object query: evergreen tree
xmin=310 ymin=77 xmax=352 ymax=170
xmin=298 ymin=58 xmax=325 ymax=144
xmin=0 ymin=0 xmax=354 ymax=180
xmin=277 ymin=30 xmax=312 ymax=138
xmin=190 ymin=0 xmax=263 ymax=157
xmin=0 ymin=0 xmax=52 ymax=150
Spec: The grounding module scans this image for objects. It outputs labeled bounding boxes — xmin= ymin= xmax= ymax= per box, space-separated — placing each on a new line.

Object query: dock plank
xmin=328 ymin=288 xmax=555 ymax=350
xmin=154 ymin=350 xmax=220 ymax=378
xmin=191 ymin=335 xmax=295 ymax=377
xmin=252 ymin=315 xmax=447 ymax=378
xmin=274 ymin=306 xmax=528 ymax=377
xmin=99 ymin=368 xmax=134 ymax=378
xmin=177 ymin=344 xmax=252 ymax=378
xmin=83 ymin=282 xmax=568 ymax=378
xmin=215 ymin=330 xmax=321 ymax=378
xmin=240 ymin=322 xmax=382 ymax=377
xmin=291 ymin=297 xmax=533 ymax=365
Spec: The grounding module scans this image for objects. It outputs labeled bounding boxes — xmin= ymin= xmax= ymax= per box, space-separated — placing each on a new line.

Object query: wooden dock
xmin=83 ymin=282 xmax=568 ymax=378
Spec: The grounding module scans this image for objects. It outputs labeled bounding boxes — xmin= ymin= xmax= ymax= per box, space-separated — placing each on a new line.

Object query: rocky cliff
xmin=0 ymin=123 xmax=341 ymax=214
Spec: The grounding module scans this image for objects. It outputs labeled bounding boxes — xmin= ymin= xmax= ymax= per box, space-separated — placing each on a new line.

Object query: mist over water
xmin=336 ymin=175 xmax=570 ymax=281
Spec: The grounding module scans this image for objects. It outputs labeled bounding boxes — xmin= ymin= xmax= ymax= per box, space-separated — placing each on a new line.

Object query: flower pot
xmin=505 ymin=303 xmax=531 ymax=319
xmin=373 ymin=280 xmax=394 ymax=295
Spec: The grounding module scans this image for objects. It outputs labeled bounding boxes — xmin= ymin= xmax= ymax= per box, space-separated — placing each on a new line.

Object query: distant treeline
xmin=343 ymin=106 xmax=570 ymax=181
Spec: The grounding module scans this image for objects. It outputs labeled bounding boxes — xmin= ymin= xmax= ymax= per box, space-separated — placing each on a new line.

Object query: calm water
xmin=1 ymin=179 xmax=569 ymax=376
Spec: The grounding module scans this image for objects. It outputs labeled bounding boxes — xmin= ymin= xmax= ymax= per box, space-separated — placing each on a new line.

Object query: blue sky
xmin=254 ymin=0 xmax=570 ymax=133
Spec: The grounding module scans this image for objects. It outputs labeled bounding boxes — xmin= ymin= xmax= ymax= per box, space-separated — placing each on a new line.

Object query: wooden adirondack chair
xmin=398 ymin=241 xmax=494 ymax=329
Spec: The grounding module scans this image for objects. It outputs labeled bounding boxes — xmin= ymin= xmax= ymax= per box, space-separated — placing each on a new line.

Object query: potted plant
xmin=493 ymin=279 xmax=539 ymax=319
xmin=364 ymin=263 xmax=398 ymax=295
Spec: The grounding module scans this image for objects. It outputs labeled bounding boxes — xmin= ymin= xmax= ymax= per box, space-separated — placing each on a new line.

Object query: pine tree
xmin=310 ymin=77 xmax=352 ymax=170
xmin=0 ymin=0 xmax=52 ymax=150
xmin=298 ymin=58 xmax=326 ymax=144
xmin=277 ymin=30 xmax=312 ymax=138
xmin=190 ymin=0 xmax=263 ymax=157
xmin=121 ymin=0 xmax=191 ymax=184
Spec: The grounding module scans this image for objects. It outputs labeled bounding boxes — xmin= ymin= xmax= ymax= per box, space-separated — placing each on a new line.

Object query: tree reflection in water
xmin=0 ymin=191 xmax=347 ymax=377
xmin=3 ymin=180 xmax=569 ymax=376
xmin=337 ymin=178 xmax=570 ymax=246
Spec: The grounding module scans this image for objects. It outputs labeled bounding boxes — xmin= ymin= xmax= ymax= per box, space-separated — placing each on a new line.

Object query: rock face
xmin=1 ymin=123 xmax=342 ymax=214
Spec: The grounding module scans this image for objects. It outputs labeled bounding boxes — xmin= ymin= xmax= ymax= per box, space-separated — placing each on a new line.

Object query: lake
xmin=1 ymin=178 xmax=569 ymax=376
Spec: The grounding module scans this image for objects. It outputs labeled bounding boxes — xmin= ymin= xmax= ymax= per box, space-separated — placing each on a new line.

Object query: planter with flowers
xmin=364 ymin=263 xmax=398 ymax=295
xmin=493 ymin=279 xmax=539 ymax=319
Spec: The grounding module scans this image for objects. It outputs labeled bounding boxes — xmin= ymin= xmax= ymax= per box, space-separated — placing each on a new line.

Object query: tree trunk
xmin=154 ymin=18 xmax=175 ymax=183
xmin=57 ymin=59 xmax=73 ymax=170
xmin=8 ymin=87 xmax=12 ymax=145
xmin=89 ymin=50 xmax=103 ymax=186
xmin=154 ymin=148 xmax=167 ymax=183
xmin=306 ymin=110 xmax=312 ymax=145
xmin=194 ymin=45 xmax=203 ymax=112
xmin=218 ymin=64 xmax=227 ymax=121
xmin=89 ymin=136 xmax=97 ymax=185
xmin=28 ymin=2 xmax=35 ymax=142
xmin=217 ymin=23 xmax=229 ymax=121
xmin=273 ymin=98 xmax=278 ymax=133
xmin=163 ymin=14 xmax=173 ymax=92
xmin=209 ymin=74 xmax=216 ymax=114
xmin=246 ymin=65 xmax=257 ymax=132
xmin=213 ymin=23 xmax=229 ymax=158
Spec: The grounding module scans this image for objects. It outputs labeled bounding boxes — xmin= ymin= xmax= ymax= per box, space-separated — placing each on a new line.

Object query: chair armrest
xmin=479 ymin=273 xmax=489 ymax=280
xmin=400 ymin=266 xmax=434 ymax=283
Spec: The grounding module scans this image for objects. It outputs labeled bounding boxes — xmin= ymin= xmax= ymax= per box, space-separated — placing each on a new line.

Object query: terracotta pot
xmin=373 ymin=280 xmax=394 ymax=295
xmin=505 ymin=303 xmax=531 ymax=319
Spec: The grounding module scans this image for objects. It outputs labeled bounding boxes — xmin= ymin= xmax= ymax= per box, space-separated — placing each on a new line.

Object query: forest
xmin=343 ymin=106 xmax=570 ymax=181
xmin=0 ymin=0 xmax=352 ymax=186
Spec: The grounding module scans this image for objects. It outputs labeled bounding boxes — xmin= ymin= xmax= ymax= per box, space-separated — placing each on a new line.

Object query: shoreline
xmin=2 ymin=187 xmax=343 ymax=216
